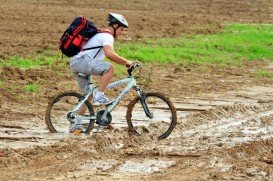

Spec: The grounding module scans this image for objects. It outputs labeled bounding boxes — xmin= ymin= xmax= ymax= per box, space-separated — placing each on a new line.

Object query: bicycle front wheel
xmin=126 ymin=92 xmax=177 ymax=139
xmin=45 ymin=92 xmax=95 ymax=134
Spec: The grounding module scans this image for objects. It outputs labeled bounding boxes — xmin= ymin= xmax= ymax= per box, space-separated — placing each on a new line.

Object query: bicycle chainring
xmin=96 ymin=110 xmax=112 ymax=126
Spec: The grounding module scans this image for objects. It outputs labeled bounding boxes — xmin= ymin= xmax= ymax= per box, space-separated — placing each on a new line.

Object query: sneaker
xmin=93 ymin=95 xmax=114 ymax=106
xmin=69 ymin=123 xmax=83 ymax=134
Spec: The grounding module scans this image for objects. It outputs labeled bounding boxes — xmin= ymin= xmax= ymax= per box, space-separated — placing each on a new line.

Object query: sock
xmin=71 ymin=118 xmax=82 ymax=129
xmin=94 ymin=91 xmax=104 ymax=100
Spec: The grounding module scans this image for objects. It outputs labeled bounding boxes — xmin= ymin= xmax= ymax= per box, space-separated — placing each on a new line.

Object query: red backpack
xmin=59 ymin=17 xmax=104 ymax=57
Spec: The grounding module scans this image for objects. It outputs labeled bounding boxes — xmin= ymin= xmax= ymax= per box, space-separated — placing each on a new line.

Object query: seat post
xmin=87 ymin=75 xmax=93 ymax=85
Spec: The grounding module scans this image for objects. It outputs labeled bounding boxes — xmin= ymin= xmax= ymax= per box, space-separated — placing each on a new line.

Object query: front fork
xmin=134 ymin=86 xmax=153 ymax=119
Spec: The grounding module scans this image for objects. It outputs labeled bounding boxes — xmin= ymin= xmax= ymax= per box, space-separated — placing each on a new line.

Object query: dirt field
xmin=0 ymin=0 xmax=273 ymax=180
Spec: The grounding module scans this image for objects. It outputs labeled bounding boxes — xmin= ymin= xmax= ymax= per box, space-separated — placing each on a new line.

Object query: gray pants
xmin=70 ymin=54 xmax=110 ymax=94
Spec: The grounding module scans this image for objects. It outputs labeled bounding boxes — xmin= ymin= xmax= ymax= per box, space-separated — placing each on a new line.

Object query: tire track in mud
xmin=166 ymin=103 xmax=273 ymax=153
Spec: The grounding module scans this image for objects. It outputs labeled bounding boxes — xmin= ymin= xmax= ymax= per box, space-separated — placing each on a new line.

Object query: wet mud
xmin=0 ymin=0 xmax=273 ymax=180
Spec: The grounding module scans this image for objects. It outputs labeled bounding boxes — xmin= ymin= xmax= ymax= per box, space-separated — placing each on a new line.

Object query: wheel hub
xmin=66 ymin=112 xmax=75 ymax=124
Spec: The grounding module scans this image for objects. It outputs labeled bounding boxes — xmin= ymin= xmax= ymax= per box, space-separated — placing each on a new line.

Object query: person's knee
xmin=102 ymin=64 xmax=114 ymax=76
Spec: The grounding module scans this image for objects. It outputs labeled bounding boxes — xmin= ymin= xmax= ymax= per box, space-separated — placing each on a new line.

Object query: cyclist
xmin=69 ymin=13 xmax=134 ymax=133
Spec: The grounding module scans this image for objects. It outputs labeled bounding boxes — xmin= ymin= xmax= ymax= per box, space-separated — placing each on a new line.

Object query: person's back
xmin=75 ymin=31 xmax=113 ymax=61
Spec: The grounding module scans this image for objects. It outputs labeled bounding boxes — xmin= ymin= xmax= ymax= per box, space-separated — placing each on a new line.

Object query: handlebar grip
xmin=127 ymin=63 xmax=140 ymax=76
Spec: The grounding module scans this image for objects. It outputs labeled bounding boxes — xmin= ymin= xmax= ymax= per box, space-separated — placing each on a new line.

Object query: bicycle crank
xmin=66 ymin=112 xmax=75 ymax=124
xmin=96 ymin=110 xmax=112 ymax=126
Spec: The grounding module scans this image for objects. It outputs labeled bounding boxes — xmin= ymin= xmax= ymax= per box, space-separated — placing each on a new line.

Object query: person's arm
xmin=104 ymin=45 xmax=132 ymax=67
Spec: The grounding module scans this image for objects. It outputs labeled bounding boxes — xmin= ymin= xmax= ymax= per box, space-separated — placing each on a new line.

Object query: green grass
xmin=24 ymin=83 xmax=39 ymax=93
xmin=0 ymin=53 xmax=65 ymax=69
xmin=256 ymin=69 xmax=273 ymax=78
xmin=116 ymin=24 xmax=273 ymax=65
xmin=0 ymin=24 xmax=272 ymax=70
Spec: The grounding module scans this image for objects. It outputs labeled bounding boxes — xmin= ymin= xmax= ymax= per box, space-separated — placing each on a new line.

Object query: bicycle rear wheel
xmin=126 ymin=92 xmax=177 ymax=139
xmin=45 ymin=92 xmax=95 ymax=134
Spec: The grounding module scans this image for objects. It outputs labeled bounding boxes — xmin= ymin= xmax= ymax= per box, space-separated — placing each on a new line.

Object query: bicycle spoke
xmin=45 ymin=92 xmax=95 ymax=134
xmin=127 ymin=92 xmax=177 ymax=139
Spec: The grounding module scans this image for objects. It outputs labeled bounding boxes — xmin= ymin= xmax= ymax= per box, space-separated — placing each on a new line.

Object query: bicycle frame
xmin=72 ymin=75 xmax=140 ymax=121
xmin=105 ymin=77 xmax=137 ymax=112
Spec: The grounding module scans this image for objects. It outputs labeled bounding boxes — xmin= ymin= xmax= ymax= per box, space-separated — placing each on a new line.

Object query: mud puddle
xmin=78 ymin=158 xmax=175 ymax=173
xmin=165 ymin=107 xmax=273 ymax=153
xmin=0 ymin=118 xmax=90 ymax=149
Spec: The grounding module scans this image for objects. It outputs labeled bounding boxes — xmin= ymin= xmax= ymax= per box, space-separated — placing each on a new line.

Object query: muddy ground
xmin=0 ymin=0 xmax=273 ymax=180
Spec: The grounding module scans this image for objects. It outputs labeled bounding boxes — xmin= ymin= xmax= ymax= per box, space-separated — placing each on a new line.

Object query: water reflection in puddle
xmin=80 ymin=159 xmax=175 ymax=174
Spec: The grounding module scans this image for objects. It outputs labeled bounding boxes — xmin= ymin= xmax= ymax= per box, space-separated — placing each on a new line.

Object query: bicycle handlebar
xmin=127 ymin=63 xmax=140 ymax=76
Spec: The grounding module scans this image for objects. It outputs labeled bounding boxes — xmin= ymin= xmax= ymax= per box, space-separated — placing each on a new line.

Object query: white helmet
xmin=108 ymin=13 xmax=128 ymax=28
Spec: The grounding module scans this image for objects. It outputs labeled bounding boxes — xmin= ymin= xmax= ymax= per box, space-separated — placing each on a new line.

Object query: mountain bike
xmin=45 ymin=64 xmax=177 ymax=139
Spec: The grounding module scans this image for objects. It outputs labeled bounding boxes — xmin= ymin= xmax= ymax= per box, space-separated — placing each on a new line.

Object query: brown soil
xmin=0 ymin=0 xmax=273 ymax=180
xmin=0 ymin=0 xmax=273 ymax=57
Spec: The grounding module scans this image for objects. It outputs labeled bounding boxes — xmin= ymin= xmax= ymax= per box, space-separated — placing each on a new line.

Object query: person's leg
xmin=91 ymin=61 xmax=115 ymax=105
xmin=77 ymin=96 xmax=92 ymax=115
xmin=69 ymin=75 xmax=89 ymax=132
xmin=98 ymin=64 xmax=114 ymax=92
xmin=70 ymin=55 xmax=94 ymax=132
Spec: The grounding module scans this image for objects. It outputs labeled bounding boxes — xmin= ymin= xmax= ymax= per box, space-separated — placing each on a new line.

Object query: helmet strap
xmin=111 ymin=24 xmax=120 ymax=38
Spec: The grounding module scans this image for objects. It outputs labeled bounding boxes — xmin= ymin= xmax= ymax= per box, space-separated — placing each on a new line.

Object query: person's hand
xmin=126 ymin=60 xmax=133 ymax=68
xmin=126 ymin=60 xmax=140 ymax=68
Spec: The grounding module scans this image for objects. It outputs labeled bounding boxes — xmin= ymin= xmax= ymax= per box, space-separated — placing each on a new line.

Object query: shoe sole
xmin=93 ymin=101 xmax=114 ymax=106
xmin=70 ymin=129 xmax=83 ymax=134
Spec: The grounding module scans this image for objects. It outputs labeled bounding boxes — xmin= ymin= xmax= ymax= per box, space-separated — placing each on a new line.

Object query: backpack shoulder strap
xmin=82 ymin=46 xmax=103 ymax=51
xmin=82 ymin=45 xmax=103 ymax=59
